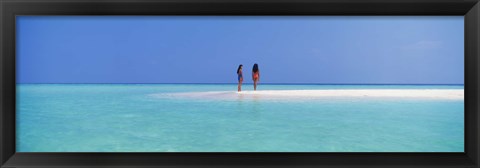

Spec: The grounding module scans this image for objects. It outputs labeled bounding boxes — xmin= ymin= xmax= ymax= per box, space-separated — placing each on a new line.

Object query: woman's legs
xmin=253 ymin=80 xmax=257 ymax=91
xmin=238 ymin=81 xmax=241 ymax=92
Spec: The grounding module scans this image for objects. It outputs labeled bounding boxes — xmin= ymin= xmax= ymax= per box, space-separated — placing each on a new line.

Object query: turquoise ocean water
xmin=16 ymin=84 xmax=464 ymax=152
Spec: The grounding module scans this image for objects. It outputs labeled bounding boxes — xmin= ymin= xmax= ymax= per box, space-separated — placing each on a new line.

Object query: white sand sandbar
xmin=154 ymin=89 xmax=464 ymax=100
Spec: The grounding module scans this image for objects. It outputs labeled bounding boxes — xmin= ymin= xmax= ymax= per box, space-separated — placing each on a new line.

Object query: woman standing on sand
xmin=237 ymin=64 xmax=243 ymax=92
xmin=252 ymin=63 xmax=260 ymax=91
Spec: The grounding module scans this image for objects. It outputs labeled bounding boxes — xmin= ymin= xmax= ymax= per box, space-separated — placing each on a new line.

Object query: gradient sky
xmin=17 ymin=16 xmax=464 ymax=84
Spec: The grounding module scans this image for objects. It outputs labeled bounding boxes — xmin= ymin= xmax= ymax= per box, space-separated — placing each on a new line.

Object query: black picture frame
xmin=1 ymin=0 xmax=479 ymax=167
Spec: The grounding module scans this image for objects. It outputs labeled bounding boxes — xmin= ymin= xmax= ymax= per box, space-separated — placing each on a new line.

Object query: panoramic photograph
xmin=16 ymin=16 xmax=464 ymax=152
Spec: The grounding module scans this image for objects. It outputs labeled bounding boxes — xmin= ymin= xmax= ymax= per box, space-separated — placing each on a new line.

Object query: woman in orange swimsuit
xmin=252 ymin=63 xmax=260 ymax=91
xmin=237 ymin=64 xmax=243 ymax=92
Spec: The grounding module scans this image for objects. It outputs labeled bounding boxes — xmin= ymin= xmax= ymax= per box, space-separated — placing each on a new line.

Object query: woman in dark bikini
xmin=252 ymin=63 xmax=260 ymax=91
xmin=237 ymin=64 xmax=243 ymax=92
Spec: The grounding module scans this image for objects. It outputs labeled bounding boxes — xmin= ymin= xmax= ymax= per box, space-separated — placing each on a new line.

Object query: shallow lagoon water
xmin=16 ymin=84 xmax=464 ymax=152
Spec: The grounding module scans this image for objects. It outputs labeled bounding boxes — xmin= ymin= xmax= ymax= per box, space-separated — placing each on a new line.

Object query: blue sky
xmin=17 ymin=16 xmax=464 ymax=84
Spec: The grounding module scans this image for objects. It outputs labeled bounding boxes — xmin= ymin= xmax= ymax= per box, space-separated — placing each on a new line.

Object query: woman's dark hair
xmin=252 ymin=63 xmax=259 ymax=73
xmin=237 ymin=64 xmax=243 ymax=74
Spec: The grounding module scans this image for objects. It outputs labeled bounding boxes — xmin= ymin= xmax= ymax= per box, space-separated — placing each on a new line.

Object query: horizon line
xmin=16 ymin=83 xmax=465 ymax=85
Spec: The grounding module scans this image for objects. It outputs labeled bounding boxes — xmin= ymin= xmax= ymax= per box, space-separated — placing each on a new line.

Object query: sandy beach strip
xmin=156 ymin=89 xmax=464 ymax=100
xmin=240 ymin=89 xmax=463 ymax=99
